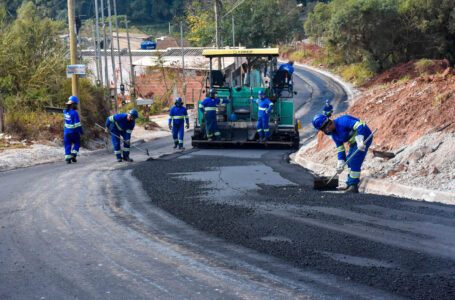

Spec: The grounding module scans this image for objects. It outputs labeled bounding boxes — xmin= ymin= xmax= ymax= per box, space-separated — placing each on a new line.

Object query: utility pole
xmin=107 ymin=0 xmax=118 ymax=112
xmin=169 ymin=22 xmax=171 ymax=35
xmin=112 ymin=0 xmax=123 ymax=99
xmin=94 ymin=0 xmax=103 ymax=85
xmin=91 ymin=20 xmax=100 ymax=84
xmin=214 ymin=0 xmax=222 ymax=70
xmin=125 ymin=15 xmax=136 ymax=106
xmin=100 ymin=0 xmax=109 ymax=89
xmin=232 ymin=15 xmax=235 ymax=48
xmin=180 ymin=23 xmax=186 ymax=103
xmin=67 ymin=0 xmax=79 ymax=99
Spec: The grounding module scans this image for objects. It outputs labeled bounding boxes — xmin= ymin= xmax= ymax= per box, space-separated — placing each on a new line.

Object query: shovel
xmin=314 ymin=128 xmax=377 ymax=190
xmin=95 ymin=123 xmax=150 ymax=156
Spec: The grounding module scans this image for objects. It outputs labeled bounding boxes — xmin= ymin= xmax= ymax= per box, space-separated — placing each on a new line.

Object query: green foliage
xmin=336 ymin=62 xmax=375 ymax=85
xmin=414 ymin=59 xmax=435 ymax=74
xmin=305 ymin=0 xmax=455 ymax=71
xmin=397 ymin=75 xmax=411 ymax=85
xmin=289 ymin=49 xmax=313 ymax=61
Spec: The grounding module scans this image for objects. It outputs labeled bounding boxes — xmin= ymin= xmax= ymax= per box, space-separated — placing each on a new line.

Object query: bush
xmin=337 ymin=63 xmax=375 ymax=85
xmin=289 ymin=50 xmax=313 ymax=61
xmin=414 ymin=59 xmax=435 ymax=75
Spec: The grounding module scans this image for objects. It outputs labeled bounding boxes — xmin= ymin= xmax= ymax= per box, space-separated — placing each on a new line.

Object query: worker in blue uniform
xmin=105 ymin=109 xmax=138 ymax=162
xmin=63 ymin=96 xmax=83 ymax=164
xmin=279 ymin=60 xmax=295 ymax=92
xmin=252 ymin=90 xmax=274 ymax=142
xmin=199 ymin=89 xmax=229 ymax=141
xmin=312 ymin=114 xmax=372 ymax=193
xmin=169 ymin=97 xmax=189 ymax=150
xmin=323 ymin=99 xmax=333 ymax=117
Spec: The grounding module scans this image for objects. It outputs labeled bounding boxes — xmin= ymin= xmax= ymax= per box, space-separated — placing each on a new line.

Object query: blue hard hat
xmin=175 ymin=97 xmax=183 ymax=103
xmin=258 ymin=90 xmax=265 ymax=96
xmin=312 ymin=114 xmax=329 ymax=130
xmin=209 ymin=88 xmax=216 ymax=94
xmin=68 ymin=95 xmax=78 ymax=104
xmin=129 ymin=109 xmax=139 ymax=119
xmin=325 ymin=99 xmax=330 ymax=104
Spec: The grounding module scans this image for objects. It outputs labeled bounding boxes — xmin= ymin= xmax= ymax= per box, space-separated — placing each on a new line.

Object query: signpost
xmin=66 ymin=65 xmax=86 ymax=78
xmin=136 ymin=97 xmax=154 ymax=106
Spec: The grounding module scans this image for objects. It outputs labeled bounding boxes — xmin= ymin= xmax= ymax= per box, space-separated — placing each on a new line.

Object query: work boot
xmin=344 ymin=184 xmax=359 ymax=193
xmin=71 ymin=156 xmax=77 ymax=163
xmin=66 ymin=159 xmax=72 ymax=164
xmin=123 ymin=157 xmax=134 ymax=162
xmin=173 ymin=143 xmax=178 ymax=149
xmin=178 ymin=147 xmax=185 ymax=151
xmin=208 ymin=137 xmax=214 ymax=142
xmin=117 ymin=158 xmax=123 ymax=162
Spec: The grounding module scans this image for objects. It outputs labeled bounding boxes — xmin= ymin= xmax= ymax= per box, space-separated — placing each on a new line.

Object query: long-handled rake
xmin=95 ymin=123 xmax=150 ymax=156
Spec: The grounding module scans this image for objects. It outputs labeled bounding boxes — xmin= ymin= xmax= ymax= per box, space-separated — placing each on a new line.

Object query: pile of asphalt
xmin=131 ymin=155 xmax=455 ymax=299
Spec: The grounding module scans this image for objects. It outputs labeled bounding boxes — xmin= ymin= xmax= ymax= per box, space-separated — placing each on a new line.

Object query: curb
xmin=292 ymin=153 xmax=455 ymax=204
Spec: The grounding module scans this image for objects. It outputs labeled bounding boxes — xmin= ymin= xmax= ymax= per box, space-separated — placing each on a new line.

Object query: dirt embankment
xmin=300 ymin=60 xmax=455 ymax=192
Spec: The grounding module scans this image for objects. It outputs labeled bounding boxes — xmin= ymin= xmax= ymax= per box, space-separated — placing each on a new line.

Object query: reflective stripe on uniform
xmin=205 ymin=107 xmax=217 ymax=111
xmin=264 ymin=129 xmax=270 ymax=132
xmin=114 ymin=121 xmax=123 ymax=131
xmin=173 ymin=116 xmax=185 ymax=119
xmin=178 ymin=139 xmax=183 ymax=143
xmin=350 ymin=170 xmax=361 ymax=179
xmin=114 ymin=150 xmax=122 ymax=154
xmin=258 ymin=107 xmax=267 ymax=111
xmin=337 ymin=145 xmax=345 ymax=152
xmin=65 ymin=124 xmax=75 ymax=129
xmin=123 ymin=148 xmax=130 ymax=152
xmin=207 ymin=133 xmax=213 ymax=137
xmin=109 ymin=116 xmax=114 ymax=122
xmin=65 ymin=155 xmax=72 ymax=159
xmin=71 ymin=150 xmax=78 ymax=154
xmin=198 ymin=104 xmax=204 ymax=108
xmin=126 ymin=129 xmax=133 ymax=133
xmin=214 ymin=132 xmax=221 ymax=136
xmin=184 ymin=115 xmax=188 ymax=119
xmin=348 ymin=134 xmax=357 ymax=144
xmin=257 ymin=129 xmax=263 ymax=132
xmin=353 ymin=120 xmax=366 ymax=130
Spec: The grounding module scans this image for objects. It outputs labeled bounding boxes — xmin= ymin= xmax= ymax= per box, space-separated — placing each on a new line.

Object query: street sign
xmin=66 ymin=65 xmax=86 ymax=78
xmin=136 ymin=97 xmax=154 ymax=106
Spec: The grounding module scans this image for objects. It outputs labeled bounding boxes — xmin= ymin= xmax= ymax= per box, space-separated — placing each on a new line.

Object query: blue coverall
xmin=169 ymin=105 xmax=189 ymax=148
xmin=252 ymin=97 xmax=274 ymax=139
xmin=327 ymin=115 xmax=372 ymax=186
xmin=279 ymin=63 xmax=295 ymax=92
xmin=323 ymin=104 xmax=333 ymax=116
xmin=199 ymin=97 xmax=229 ymax=139
xmin=63 ymin=108 xmax=83 ymax=161
xmin=105 ymin=113 xmax=135 ymax=160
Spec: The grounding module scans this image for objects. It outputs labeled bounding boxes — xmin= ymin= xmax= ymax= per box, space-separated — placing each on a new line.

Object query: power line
xmin=222 ymin=0 xmax=247 ymax=18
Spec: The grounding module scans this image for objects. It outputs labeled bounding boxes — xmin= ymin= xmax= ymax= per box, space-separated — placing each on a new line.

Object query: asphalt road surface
xmin=1 ymin=65 xmax=454 ymax=299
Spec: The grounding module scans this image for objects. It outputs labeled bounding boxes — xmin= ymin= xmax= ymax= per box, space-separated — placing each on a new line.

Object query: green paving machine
xmin=192 ymin=48 xmax=299 ymax=149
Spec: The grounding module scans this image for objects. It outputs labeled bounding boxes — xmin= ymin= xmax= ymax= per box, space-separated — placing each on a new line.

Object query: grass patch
xmin=289 ymin=50 xmax=313 ymax=61
xmin=5 ymin=111 xmax=64 ymax=140
xmin=336 ymin=63 xmax=375 ymax=85
xmin=415 ymin=59 xmax=435 ymax=74
xmin=397 ymin=75 xmax=411 ymax=85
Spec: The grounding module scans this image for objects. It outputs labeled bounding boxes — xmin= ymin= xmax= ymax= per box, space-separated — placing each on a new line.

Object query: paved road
xmin=1 ymin=65 xmax=454 ymax=299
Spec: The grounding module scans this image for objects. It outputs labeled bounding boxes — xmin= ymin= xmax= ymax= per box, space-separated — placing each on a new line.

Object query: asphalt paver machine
xmin=192 ymin=48 xmax=299 ymax=149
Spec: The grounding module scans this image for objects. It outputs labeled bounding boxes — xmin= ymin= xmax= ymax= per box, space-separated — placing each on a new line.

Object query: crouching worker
xmin=169 ymin=97 xmax=189 ymax=150
xmin=105 ymin=109 xmax=138 ymax=162
xmin=64 ymin=96 xmax=83 ymax=164
xmin=312 ymin=114 xmax=372 ymax=193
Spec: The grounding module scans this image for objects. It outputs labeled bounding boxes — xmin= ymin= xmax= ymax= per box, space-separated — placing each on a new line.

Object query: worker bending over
xmin=323 ymin=99 xmax=333 ymax=117
xmin=199 ymin=89 xmax=229 ymax=141
xmin=312 ymin=114 xmax=372 ymax=193
xmin=64 ymin=96 xmax=83 ymax=164
xmin=252 ymin=90 xmax=274 ymax=142
xmin=105 ymin=109 xmax=138 ymax=162
xmin=169 ymin=97 xmax=189 ymax=150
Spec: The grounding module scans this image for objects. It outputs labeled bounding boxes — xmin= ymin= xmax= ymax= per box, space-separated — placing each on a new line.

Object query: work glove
xmin=104 ymin=128 xmax=109 ymax=134
xmin=125 ymin=140 xmax=130 ymax=146
xmin=185 ymin=124 xmax=189 ymax=129
xmin=168 ymin=124 xmax=172 ymax=130
xmin=336 ymin=160 xmax=346 ymax=172
xmin=355 ymin=135 xmax=366 ymax=151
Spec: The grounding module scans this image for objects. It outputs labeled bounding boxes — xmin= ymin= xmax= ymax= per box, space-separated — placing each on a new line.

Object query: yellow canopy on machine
xmin=202 ymin=48 xmax=279 ymax=57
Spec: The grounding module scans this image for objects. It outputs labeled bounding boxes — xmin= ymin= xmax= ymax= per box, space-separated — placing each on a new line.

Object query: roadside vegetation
xmin=0 ymin=3 xmax=109 ymax=146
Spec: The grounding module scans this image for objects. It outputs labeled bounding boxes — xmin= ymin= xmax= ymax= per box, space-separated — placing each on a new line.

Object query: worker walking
xmin=105 ymin=110 xmax=138 ymax=162
xmin=252 ymin=90 xmax=274 ymax=142
xmin=64 ymin=96 xmax=83 ymax=164
xmin=312 ymin=114 xmax=372 ymax=193
xmin=323 ymin=99 xmax=333 ymax=117
xmin=199 ymin=89 xmax=229 ymax=141
xmin=169 ymin=97 xmax=189 ymax=150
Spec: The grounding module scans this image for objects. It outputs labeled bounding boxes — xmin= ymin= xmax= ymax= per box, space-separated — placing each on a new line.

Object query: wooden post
xmin=67 ymin=0 xmax=79 ymax=99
